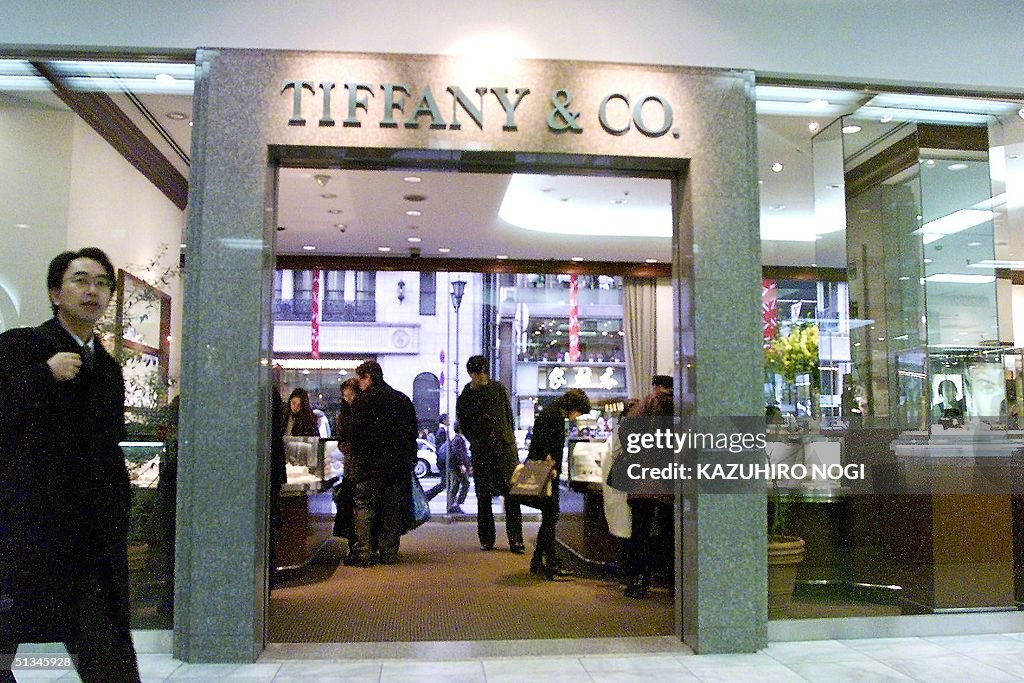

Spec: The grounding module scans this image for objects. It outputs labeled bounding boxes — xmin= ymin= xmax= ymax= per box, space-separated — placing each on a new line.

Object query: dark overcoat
xmin=0 ymin=318 xmax=132 ymax=644
xmin=457 ymin=381 xmax=519 ymax=497
xmin=350 ymin=380 xmax=418 ymax=482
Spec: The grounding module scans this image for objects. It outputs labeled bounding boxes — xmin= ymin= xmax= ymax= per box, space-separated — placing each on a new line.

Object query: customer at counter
xmin=526 ymin=388 xmax=592 ymax=580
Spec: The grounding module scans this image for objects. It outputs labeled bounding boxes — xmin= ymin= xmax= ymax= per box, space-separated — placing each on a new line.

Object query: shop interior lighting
xmin=923 ymin=273 xmax=996 ymax=284
xmin=498 ymin=174 xmax=671 ymax=238
xmin=913 ymin=209 xmax=995 ymax=245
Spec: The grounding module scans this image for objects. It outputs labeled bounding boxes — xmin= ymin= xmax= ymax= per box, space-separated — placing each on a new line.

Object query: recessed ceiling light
xmin=403 ymin=176 xmax=422 ymax=183
xmin=334 ymin=223 xmax=346 ymax=229
xmin=947 ymin=163 xmax=968 ymax=171
xmin=879 ymin=114 xmax=893 ymax=123
xmin=758 ymin=179 xmax=764 ymax=185
xmin=1018 ymin=106 xmax=1024 ymax=120
xmin=405 ymin=210 xmax=421 ymax=217
xmin=496 ymin=254 xmax=509 ymax=260
xmin=968 ymin=241 xmax=983 ymax=247
xmin=571 ymin=256 xmax=584 ymax=262
xmin=841 ymin=124 xmax=862 ymax=134
xmin=327 ymin=209 xmax=343 ymax=214
xmin=899 ymin=276 xmax=910 ymax=281
xmin=768 ymin=204 xmax=786 ymax=211
xmin=808 ymin=99 xmax=829 ymax=109
xmin=811 ymin=263 xmax=817 ymax=267
xmin=645 ymin=258 xmax=657 ymax=264
xmin=438 ymin=247 xmax=451 ymax=253
xmin=321 ymin=193 xmax=337 ymax=199
xmin=14 ymin=223 xmax=29 ymax=229
xmin=924 ymin=159 xmax=936 ymax=167
xmin=154 ymin=73 xmax=176 ymax=85
xmin=771 ymin=162 xmax=784 ymax=173
xmin=302 ymin=245 xmax=316 ymax=251
xmin=378 ymin=246 xmax=392 ymax=252
xmin=407 ymin=236 xmax=422 ymax=243
xmin=165 ymin=111 xmax=188 ymax=121
xmin=923 ymin=258 xmax=933 ymax=264
xmin=313 ymin=174 xmax=332 ymax=188
xmin=808 ymin=121 xmax=820 ymax=133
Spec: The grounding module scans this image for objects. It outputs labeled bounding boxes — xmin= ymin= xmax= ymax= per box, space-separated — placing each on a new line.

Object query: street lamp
xmin=450 ymin=279 xmax=467 ymax=395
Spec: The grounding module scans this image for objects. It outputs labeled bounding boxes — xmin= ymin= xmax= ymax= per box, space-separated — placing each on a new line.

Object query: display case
xmin=895 ymin=346 xmax=1024 ymax=434
xmin=282 ymin=436 xmax=324 ymax=490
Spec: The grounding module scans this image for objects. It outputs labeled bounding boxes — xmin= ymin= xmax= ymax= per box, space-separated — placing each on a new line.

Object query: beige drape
xmin=623 ymin=277 xmax=657 ymax=399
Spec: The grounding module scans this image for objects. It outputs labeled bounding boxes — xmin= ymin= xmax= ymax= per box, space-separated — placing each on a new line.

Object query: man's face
xmin=342 ymin=387 xmax=356 ymax=405
xmin=357 ymin=373 xmax=372 ymax=391
xmin=49 ymin=257 xmax=113 ymax=329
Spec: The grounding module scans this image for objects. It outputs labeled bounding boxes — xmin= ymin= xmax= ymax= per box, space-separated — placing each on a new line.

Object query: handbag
xmin=506 ymin=457 xmax=556 ymax=509
xmin=405 ymin=472 xmax=432 ymax=532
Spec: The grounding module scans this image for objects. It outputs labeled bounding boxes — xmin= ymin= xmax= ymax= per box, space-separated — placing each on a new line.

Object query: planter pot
xmin=767 ymin=535 xmax=805 ymax=618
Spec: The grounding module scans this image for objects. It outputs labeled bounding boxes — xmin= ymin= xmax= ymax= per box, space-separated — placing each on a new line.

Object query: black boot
xmin=624 ymin=574 xmax=649 ymax=599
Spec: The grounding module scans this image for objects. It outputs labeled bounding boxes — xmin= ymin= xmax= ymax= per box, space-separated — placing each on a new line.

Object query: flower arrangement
xmin=764 ymin=323 xmax=819 ymax=383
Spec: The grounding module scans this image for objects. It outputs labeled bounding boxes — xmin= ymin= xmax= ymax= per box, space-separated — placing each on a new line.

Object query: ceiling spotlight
xmin=378 ymin=246 xmax=392 ymax=252
xmin=571 ymin=256 xmax=584 ymax=262
xmin=645 ymin=258 xmax=657 ymax=264
xmin=947 ymin=163 xmax=968 ymax=171
xmin=403 ymin=176 xmax=422 ymax=183
xmin=405 ymin=210 xmax=421 ymax=217
xmin=14 ymin=223 xmax=29 ymax=229
xmin=924 ymin=159 xmax=936 ymax=167
xmin=841 ymin=124 xmax=862 ymax=134
xmin=302 ymin=245 xmax=316 ymax=251
xmin=438 ymin=247 xmax=451 ymax=253
xmin=334 ymin=223 xmax=346 ymax=229
xmin=154 ymin=73 xmax=176 ymax=85
xmin=407 ymin=236 xmax=422 ymax=243
xmin=771 ymin=162 xmax=784 ymax=173
xmin=321 ymin=193 xmax=337 ymax=199
xmin=808 ymin=98 xmax=829 ymax=109
xmin=165 ymin=111 xmax=188 ymax=121
xmin=314 ymin=174 xmax=332 ymax=188
xmin=808 ymin=121 xmax=820 ymax=133
xmin=880 ymin=114 xmax=893 ymax=124
xmin=496 ymin=254 xmax=509 ymax=260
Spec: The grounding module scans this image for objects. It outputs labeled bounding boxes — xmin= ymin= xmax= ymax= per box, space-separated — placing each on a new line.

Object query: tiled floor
xmin=18 ymin=633 xmax=1024 ymax=681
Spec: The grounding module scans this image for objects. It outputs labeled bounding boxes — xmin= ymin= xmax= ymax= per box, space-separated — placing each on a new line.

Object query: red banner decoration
xmin=568 ymin=273 xmax=580 ymax=363
xmin=311 ymin=269 xmax=321 ymax=359
xmin=762 ymin=278 xmax=778 ymax=344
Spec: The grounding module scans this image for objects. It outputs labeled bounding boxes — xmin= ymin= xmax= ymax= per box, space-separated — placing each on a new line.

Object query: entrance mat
xmin=269 ymin=521 xmax=674 ymax=642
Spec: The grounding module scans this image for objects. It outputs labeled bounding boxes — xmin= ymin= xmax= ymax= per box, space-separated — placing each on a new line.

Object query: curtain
xmin=623 ymin=277 xmax=657 ymax=399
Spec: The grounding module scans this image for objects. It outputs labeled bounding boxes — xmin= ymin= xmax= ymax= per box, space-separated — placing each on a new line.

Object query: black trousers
xmin=351 ymin=473 xmax=407 ymax=562
xmin=623 ymin=499 xmax=674 ymax=580
xmin=476 ymin=495 xmax=523 ymax=548
xmin=1 ymin=564 xmax=141 ymax=683
xmin=532 ymin=484 xmax=561 ymax=563
xmin=446 ymin=472 xmax=470 ymax=510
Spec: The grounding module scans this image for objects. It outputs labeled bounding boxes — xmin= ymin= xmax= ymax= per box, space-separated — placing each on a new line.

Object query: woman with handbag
xmin=526 ymin=388 xmax=591 ymax=580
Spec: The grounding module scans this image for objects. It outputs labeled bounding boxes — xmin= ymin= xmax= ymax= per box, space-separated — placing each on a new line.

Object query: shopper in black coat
xmin=526 ymin=388 xmax=591 ymax=580
xmin=0 ymin=248 xmax=141 ymax=682
xmin=347 ymin=361 xmax=417 ymax=566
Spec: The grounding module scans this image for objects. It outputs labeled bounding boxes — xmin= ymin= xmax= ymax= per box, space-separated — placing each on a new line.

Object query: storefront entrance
xmin=177 ymin=48 xmax=763 ymax=661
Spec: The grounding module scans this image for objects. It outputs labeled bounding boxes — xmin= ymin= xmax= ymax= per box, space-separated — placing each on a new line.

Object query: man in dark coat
xmin=456 ymin=355 xmax=524 ymax=554
xmin=0 ymin=248 xmax=141 ymax=682
xmin=347 ymin=360 xmax=417 ymax=566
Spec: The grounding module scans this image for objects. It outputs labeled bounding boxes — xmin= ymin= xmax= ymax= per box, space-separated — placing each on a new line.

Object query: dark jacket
xmin=0 ymin=318 xmax=132 ymax=643
xmin=447 ymin=433 xmax=470 ymax=472
xmin=457 ymin=380 xmax=519 ymax=497
xmin=351 ymin=380 xmax=417 ymax=482
xmin=527 ymin=403 xmax=568 ymax=472
xmin=284 ymin=408 xmax=319 ymax=437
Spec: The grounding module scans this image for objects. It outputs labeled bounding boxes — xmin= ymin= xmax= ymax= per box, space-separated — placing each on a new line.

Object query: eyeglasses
xmin=64 ymin=274 xmax=115 ymax=291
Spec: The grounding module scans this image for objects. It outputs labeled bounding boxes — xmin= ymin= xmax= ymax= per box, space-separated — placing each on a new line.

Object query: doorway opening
xmin=266 ymin=149 xmax=684 ymax=644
